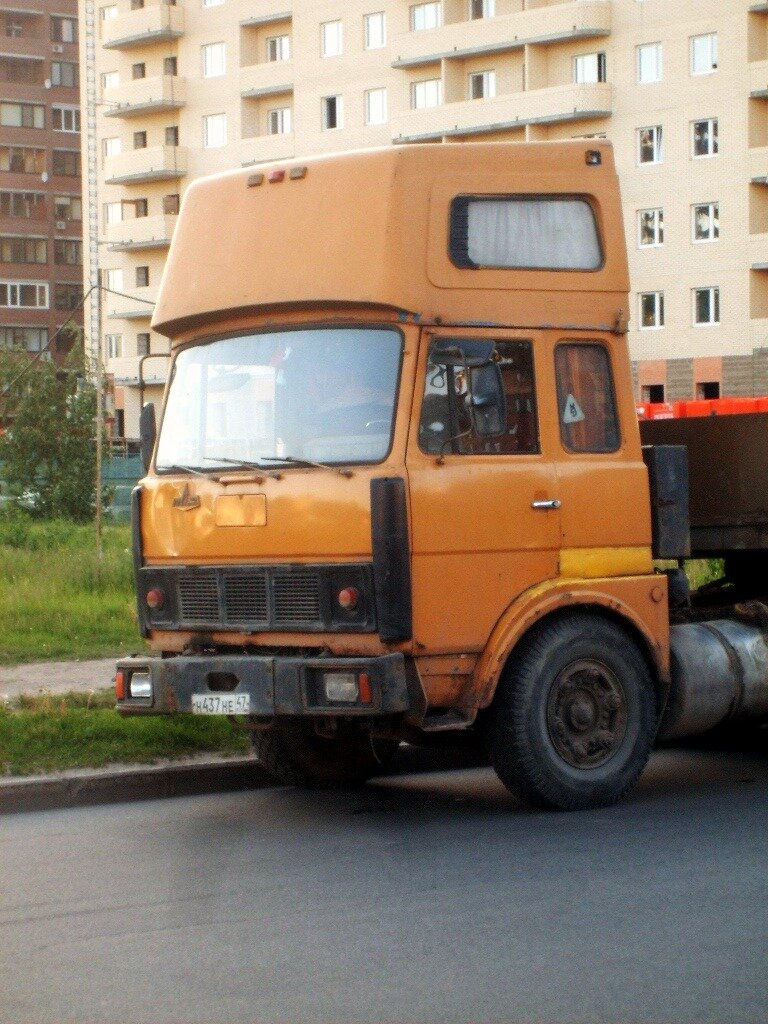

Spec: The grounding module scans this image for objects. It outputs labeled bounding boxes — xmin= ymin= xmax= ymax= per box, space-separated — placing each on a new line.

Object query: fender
xmin=471 ymin=573 xmax=670 ymax=711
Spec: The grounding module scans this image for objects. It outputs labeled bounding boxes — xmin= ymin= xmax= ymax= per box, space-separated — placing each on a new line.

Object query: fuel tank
xmin=659 ymin=620 xmax=768 ymax=741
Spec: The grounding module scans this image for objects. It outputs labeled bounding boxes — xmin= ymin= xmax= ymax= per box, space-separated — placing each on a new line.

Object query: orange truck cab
xmin=117 ymin=142 xmax=767 ymax=810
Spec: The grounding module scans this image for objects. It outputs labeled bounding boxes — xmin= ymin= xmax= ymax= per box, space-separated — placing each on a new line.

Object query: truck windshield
xmin=155 ymin=326 xmax=402 ymax=471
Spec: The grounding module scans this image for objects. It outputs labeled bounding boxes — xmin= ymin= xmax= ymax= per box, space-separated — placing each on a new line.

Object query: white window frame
xmin=638 ymin=291 xmax=664 ymax=330
xmin=100 ymin=5 xmax=117 ymax=20
xmin=411 ymin=78 xmax=442 ymax=109
xmin=203 ymin=112 xmax=227 ymax=148
xmin=638 ymin=208 xmax=663 ymax=248
xmin=52 ymin=105 xmax=80 ymax=132
xmin=637 ymin=125 xmax=663 ymax=165
xmin=693 ymin=287 xmax=720 ymax=326
xmin=365 ymin=87 xmax=388 ymax=125
xmin=105 ymin=333 xmax=122 ymax=359
xmin=104 ymin=201 xmax=122 ymax=226
xmin=636 ymin=42 xmax=662 ymax=84
xmin=321 ymin=95 xmax=343 ymax=130
xmin=691 ymin=33 xmax=718 ymax=76
xmin=573 ymin=52 xmax=606 ymax=85
xmin=364 ymin=12 xmax=386 ymax=50
xmin=692 ymin=202 xmax=719 ymax=243
xmin=0 ymin=280 xmax=49 ymax=309
xmin=410 ymin=2 xmax=441 ymax=31
xmin=321 ymin=20 xmax=343 ymax=57
xmin=102 ymin=136 xmax=121 ymax=159
xmin=101 ymin=70 xmax=118 ymax=91
xmin=103 ymin=268 xmax=124 ymax=292
xmin=201 ymin=42 xmax=226 ymax=78
xmin=469 ymin=70 xmax=496 ymax=100
xmin=266 ymin=34 xmax=290 ymax=62
xmin=267 ymin=107 xmax=292 ymax=135
xmin=691 ymin=118 xmax=718 ymax=159
xmin=203 ymin=0 xmax=224 ymax=7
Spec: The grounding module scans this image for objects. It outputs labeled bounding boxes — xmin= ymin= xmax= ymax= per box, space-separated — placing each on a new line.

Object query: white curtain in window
xmin=467 ymin=198 xmax=602 ymax=270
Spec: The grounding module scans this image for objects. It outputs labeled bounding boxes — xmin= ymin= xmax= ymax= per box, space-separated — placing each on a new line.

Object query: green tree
xmin=0 ymin=335 xmax=107 ymax=522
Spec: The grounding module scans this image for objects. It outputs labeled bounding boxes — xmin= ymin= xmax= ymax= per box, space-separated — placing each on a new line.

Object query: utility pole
xmin=83 ymin=0 xmax=104 ymax=561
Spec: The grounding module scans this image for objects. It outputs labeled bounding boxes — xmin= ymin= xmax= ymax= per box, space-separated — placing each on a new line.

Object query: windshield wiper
xmin=157 ymin=463 xmax=209 ymax=477
xmin=256 ymin=454 xmax=353 ymax=478
xmin=202 ymin=455 xmax=272 ymax=473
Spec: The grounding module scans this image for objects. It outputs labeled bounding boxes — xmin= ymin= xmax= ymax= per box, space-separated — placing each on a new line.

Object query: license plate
xmin=191 ymin=693 xmax=251 ymax=715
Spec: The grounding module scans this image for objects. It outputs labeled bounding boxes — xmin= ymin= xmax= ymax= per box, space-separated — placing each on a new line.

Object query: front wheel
xmin=483 ymin=614 xmax=657 ymax=811
xmin=251 ymin=723 xmax=397 ymax=789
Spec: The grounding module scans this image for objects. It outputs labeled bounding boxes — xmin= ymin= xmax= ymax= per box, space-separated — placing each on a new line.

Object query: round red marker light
xmin=338 ymin=587 xmax=359 ymax=611
xmin=146 ymin=587 xmax=165 ymax=610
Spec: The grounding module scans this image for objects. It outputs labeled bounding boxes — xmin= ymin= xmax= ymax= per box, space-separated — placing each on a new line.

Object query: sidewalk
xmin=0 ymin=657 xmax=117 ymax=699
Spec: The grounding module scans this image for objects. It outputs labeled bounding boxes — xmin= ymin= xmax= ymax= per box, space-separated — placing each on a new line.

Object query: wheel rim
xmin=545 ymin=659 xmax=628 ymax=769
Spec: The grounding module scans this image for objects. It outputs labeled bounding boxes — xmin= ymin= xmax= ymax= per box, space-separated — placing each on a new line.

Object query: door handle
xmin=531 ymin=499 xmax=561 ymax=510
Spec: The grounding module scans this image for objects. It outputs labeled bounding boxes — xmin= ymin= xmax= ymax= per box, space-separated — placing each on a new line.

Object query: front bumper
xmin=116 ymin=652 xmax=411 ymax=717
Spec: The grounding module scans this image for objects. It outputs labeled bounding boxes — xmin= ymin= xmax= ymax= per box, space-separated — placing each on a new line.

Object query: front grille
xmin=223 ymin=573 xmax=268 ymax=623
xmin=274 ymin=572 xmax=321 ymax=623
xmin=178 ymin=573 xmax=219 ymax=621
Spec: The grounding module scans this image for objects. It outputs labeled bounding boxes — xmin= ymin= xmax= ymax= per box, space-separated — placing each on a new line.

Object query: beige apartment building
xmin=78 ymin=0 xmax=765 ymax=436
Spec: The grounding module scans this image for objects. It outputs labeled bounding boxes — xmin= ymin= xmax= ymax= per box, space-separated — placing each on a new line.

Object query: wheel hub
xmin=546 ymin=660 xmax=628 ymax=769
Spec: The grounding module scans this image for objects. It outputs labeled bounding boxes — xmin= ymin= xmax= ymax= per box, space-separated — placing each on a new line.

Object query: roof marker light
xmin=268 ymin=169 xmax=285 ymax=183
xmin=586 ymin=150 xmax=602 ymax=166
xmin=247 ymin=172 xmax=264 ymax=187
xmin=289 ymin=165 xmax=307 ymax=180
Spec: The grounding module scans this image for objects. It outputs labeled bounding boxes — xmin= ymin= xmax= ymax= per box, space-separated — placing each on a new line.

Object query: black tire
xmin=483 ymin=613 xmax=656 ymax=811
xmin=251 ymin=723 xmax=397 ymax=789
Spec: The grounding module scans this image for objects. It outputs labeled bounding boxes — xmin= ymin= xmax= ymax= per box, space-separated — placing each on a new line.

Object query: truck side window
xmin=555 ymin=343 xmax=620 ymax=453
xmin=419 ymin=339 xmax=539 ymax=456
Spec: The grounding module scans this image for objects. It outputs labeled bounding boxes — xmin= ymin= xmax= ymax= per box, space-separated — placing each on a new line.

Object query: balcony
xmin=750 ymin=60 xmax=768 ymax=97
xmin=239 ymin=132 xmax=296 ymax=166
xmin=391 ymin=82 xmax=613 ymax=143
xmin=240 ymin=61 xmax=294 ymax=99
xmin=749 ymin=146 xmax=768 ymax=183
xmin=104 ymin=145 xmax=186 ymax=185
xmin=750 ymin=233 xmax=768 ymax=270
xmin=391 ymin=0 xmax=611 ymax=69
xmin=103 ymin=75 xmax=185 ymax=118
xmin=106 ymin=286 xmax=157 ymax=322
xmin=102 ymin=2 xmax=184 ymax=51
xmin=240 ymin=10 xmax=292 ymax=28
xmin=105 ymin=213 xmax=178 ymax=252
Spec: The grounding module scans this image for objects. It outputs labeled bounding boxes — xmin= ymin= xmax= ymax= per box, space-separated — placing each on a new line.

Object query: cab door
xmin=405 ymin=328 xmax=561 ymax=654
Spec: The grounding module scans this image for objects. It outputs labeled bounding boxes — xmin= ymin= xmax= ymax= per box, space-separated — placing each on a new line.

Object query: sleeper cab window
xmin=449 ymin=194 xmax=603 ymax=271
xmin=419 ymin=338 xmax=539 ymax=456
xmin=555 ymin=343 xmax=620 ymax=454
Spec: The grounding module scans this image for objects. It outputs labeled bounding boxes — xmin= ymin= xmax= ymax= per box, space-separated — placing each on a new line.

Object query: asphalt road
xmin=2 ymin=746 xmax=767 ymax=1024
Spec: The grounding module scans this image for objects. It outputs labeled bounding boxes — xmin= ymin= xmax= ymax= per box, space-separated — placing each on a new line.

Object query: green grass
xmin=0 ymin=689 xmax=250 ymax=776
xmin=0 ymin=516 xmax=141 ymax=666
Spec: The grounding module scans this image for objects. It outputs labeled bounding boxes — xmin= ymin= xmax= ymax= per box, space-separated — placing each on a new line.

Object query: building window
xmin=54 ymin=283 xmax=83 ymax=310
xmin=103 ymin=268 xmax=124 ymax=293
xmin=573 ymin=52 xmax=606 ymax=84
xmin=202 ymin=42 xmax=226 ymax=78
xmin=52 ymin=105 xmax=80 ymax=132
xmin=469 ymin=0 xmax=495 ymax=18
xmin=696 ymin=381 xmax=720 ymax=400
xmin=52 ymin=149 xmax=80 ymax=176
xmin=100 ymin=6 xmax=117 ymax=21
xmin=54 ymin=194 xmax=81 ymax=221
xmin=641 ymin=384 xmax=665 ymax=403
xmin=0 ymin=281 xmax=48 ymax=309
xmin=54 ymin=238 xmax=82 ymax=265
xmin=103 ymin=136 xmax=121 ymax=159
xmin=321 ymin=95 xmax=343 ymax=130
xmin=364 ymin=12 xmax=386 ymax=49
xmin=637 ymin=125 xmax=663 ymax=164
xmin=136 ymin=331 xmax=150 ymax=355
xmin=0 ymin=146 xmax=45 ymax=174
xmin=365 ymin=87 xmax=387 ymax=125
xmin=130 ymin=198 xmax=148 ymax=217
xmin=0 ymin=236 xmax=47 ymax=264
xmin=639 ymin=291 xmax=664 ymax=329
xmin=267 ymin=107 xmax=291 ymax=135
xmin=0 ymin=102 xmax=44 ymax=129
xmin=692 ymin=118 xmax=718 ymax=158
xmin=104 ymin=201 xmax=122 ymax=226
xmin=163 ymin=125 xmax=178 ymax=146
xmin=51 ymin=61 xmax=78 ymax=88
xmin=101 ymin=70 xmax=118 ymax=90
xmin=636 ymin=42 xmax=662 ymax=84
xmin=163 ymin=193 xmax=180 ymax=215
xmin=105 ymin=333 xmax=122 ymax=359
xmin=163 ymin=56 xmax=177 ymax=76
xmin=693 ymin=287 xmax=720 ymax=326
xmin=202 ymin=0 xmax=224 ymax=7
xmin=132 ymin=130 xmax=146 ymax=149
xmin=50 ymin=15 xmax=77 ymax=42
xmin=203 ymin=112 xmax=227 ymax=148
xmin=131 ymin=62 xmax=146 ymax=80
xmin=693 ymin=202 xmax=719 ymax=242
xmin=321 ymin=20 xmax=343 ymax=57
xmin=136 ymin=266 xmax=149 ymax=287
xmin=266 ymin=35 xmax=290 ymax=61
xmin=638 ymin=208 xmax=663 ymax=248
xmin=0 ymin=326 xmax=48 ymax=352
xmin=411 ymin=78 xmax=442 ymax=108
xmin=410 ymin=2 xmax=441 ymax=30
xmin=2 ymin=191 xmax=46 ymax=218
xmin=691 ymin=33 xmax=718 ymax=75
xmin=469 ymin=70 xmax=495 ymax=99
xmin=131 ymin=0 xmax=144 ymax=10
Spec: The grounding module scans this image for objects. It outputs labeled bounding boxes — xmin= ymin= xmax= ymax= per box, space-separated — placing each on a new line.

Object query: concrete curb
xmin=0 ymin=756 xmax=272 ymax=815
